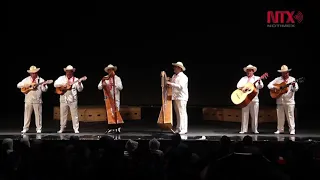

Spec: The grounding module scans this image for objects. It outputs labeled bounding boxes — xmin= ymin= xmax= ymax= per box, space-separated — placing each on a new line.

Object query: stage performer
xmin=166 ymin=62 xmax=189 ymax=134
xmin=98 ymin=64 xmax=123 ymax=133
xmin=268 ymin=65 xmax=298 ymax=135
xmin=17 ymin=66 xmax=48 ymax=133
xmin=237 ymin=64 xmax=264 ymax=134
xmin=54 ymin=65 xmax=84 ymax=133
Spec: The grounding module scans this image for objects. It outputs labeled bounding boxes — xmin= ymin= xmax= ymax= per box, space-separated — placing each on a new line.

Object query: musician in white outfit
xmin=98 ymin=64 xmax=123 ymax=133
xmin=268 ymin=65 xmax=298 ymax=135
xmin=237 ymin=65 xmax=264 ymax=134
xmin=54 ymin=65 xmax=84 ymax=133
xmin=17 ymin=66 xmax=48 ymax=133
xmin=167 ymin=62 xmax=189 ymax=134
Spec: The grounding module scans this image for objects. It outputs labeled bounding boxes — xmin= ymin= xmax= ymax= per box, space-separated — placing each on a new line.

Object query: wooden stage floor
xmin=0 ymin=120 xmax=319 ymax=142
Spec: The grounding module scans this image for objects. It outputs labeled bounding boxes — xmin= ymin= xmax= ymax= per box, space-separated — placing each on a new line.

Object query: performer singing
xmin=237 ymin=65 xmax=264 ymax=134
xmin=268 ymin=65 xmax=298 ymax=135
xmin=98 ymin=64 xmax=123 ymax=133
xmin=166 ymin=62 xmax=189 ymax=134
xmin=17 ymin=66 xmax=48 ymax=133
xmin=54 ymin=65 xmax=84 ymax=133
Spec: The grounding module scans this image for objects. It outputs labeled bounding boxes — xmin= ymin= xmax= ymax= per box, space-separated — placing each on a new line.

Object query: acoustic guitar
xmin=55 ymin=76 xmax=87 ymax=95
xmin=270 ymin=77 xmax=305 ymax=99
xmin=21 ymin=80 xmax=53 ymax=94
xmin=231 ymin=73 xmax=268 ymax=108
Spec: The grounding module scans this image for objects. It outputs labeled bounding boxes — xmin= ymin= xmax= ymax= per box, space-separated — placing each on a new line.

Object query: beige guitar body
xmin=231 ymin=82 xmax=257 ymax=108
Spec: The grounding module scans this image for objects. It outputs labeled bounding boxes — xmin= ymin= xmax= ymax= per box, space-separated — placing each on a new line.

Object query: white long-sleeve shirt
xmin=267 ymin=76 xmax=298 ymax=105
xmin=54 ymin=75 xmax=84 ymax=103
xmin=170 ymin=72 xmax=188 ymax=101
xmin=236 ymin=75 xmax=264 ymax=102
xmin=98 ymin=75 xmax=123 ymax=102
xmin=17 ymin=76 xmax=48 ymax=104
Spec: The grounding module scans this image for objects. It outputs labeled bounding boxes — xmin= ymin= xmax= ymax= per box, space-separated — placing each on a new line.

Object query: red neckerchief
xmin=32 ymin=78 xmax=36 ymax=83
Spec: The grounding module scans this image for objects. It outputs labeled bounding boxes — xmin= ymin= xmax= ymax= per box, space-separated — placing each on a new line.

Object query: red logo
xmin=267 ymin=11 xmax=303 ymax=27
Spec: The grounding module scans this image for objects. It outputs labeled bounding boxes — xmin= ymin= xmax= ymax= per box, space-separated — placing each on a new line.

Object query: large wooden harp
xmin=102 ymin=75 xmax=124 ymax=128
xmin=157 ymin=71 xmax=174 ymax=132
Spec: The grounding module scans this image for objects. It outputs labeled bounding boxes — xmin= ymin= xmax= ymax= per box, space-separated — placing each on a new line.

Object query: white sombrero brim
xmin=278 ymin=69 xmax=291 ymax=72
xmin=104 ymin=66 xmax=117 ymax=72
xmin=64 ymin=68 xmax=76 ymax=72
xmin=27 ymin=68 xmax=40 ymax=73
xmin=243 ymin=67 xmax=257 ymax=72
xmin=172 ymin=63 xmax=186 ymax=71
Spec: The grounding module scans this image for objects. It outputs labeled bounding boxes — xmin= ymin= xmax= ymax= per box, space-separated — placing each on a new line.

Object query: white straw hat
xmin=27 ymin=65 xmax=40 ymax=73
xmin=172 ymin=61 xmax=186 ymax=71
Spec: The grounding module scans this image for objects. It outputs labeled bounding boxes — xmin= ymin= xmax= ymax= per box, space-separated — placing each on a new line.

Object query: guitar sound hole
xmin=97 ymin=114 xmax=100 ymax=116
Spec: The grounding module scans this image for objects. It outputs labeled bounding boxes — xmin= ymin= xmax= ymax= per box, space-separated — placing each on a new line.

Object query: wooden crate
xmin=202 ymin=106 xmax=296 ymax=123
xmin=84 ymin=107 xmax=106 ymax=122
xmin=202 ymin=107 xmax=223 ymax=121
xmin=259 ymin=108 xmax=277 ymax=123
xmin=222 ymin=108 xmax=241 ymax=122
xmin=53 ymin=106 xmax=86 ymax=121
xmin=259 ymin=107 xmax=297 ymax=123
xmin=120 ymin=106 xmax=141 ymax=120
xmin=53 ymin=106 xmax=141 ymax=121
xmin=53 ymin=106 xmax=72 ymax=121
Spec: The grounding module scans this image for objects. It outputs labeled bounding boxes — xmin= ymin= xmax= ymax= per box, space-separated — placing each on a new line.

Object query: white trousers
xmin=23 ymin=103 xmax=42 ymax=131
xmin=115 ymin=100 xmax=120 ymax=111
xmin=276 ymin=104 xmax=295 ymax=132
xmin=60 ymin=101 xmax=79 ymax=132
xmin=173 ymin=100 xmax=188 ymax=133
xmin=241 ymin=101 xmax=259 ymax=132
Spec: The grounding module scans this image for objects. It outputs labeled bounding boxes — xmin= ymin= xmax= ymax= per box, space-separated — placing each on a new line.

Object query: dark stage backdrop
xmin=6 ymin=1 xmax=315 ymax=127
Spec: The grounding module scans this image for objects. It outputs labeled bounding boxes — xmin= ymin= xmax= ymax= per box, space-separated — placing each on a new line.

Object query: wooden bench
xmin=53 ymin=106 xmax=141 ymax=122
xmin=203 ymin=107 xmax=279 ymax=123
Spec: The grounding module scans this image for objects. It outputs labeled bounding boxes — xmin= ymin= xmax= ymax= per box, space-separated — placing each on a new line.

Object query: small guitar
xmin=21 ymin=80 xmax=53 ymax=94
xmin=231 ymin=73 xmax=268 ymax=108
xmin=55 ymin=76 xmax=87 ymax=95
xmin=270 ymin=77 xmax=305 ymax=99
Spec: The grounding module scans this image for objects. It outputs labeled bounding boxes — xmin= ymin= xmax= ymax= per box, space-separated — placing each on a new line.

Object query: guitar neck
xmin=70 ymin=79 xmax=83 ymax=85
xmin=283 ymin=81 xmax=294 ymax=88
xmin=38 ymin=81 xmax=46 ymax=85
xmin=32 ymin=81 xmax=46 ymax=87
xmin=253 ymin=78 xmax=261 ymax=84
xmin=70 ymin=80 xmax=79 ymax=86
xmin=70 ymin=77 xmax=86 ymax=86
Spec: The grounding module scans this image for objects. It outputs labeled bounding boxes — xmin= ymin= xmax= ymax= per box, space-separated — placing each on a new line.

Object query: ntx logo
xmin=267 ymin=11 xmax=303 ymax=28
